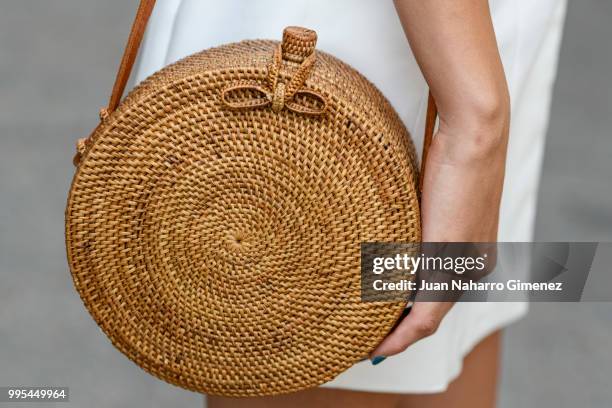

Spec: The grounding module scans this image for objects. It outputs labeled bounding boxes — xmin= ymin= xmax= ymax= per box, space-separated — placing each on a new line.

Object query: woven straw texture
xmin=66 ymin=27 xmax=420 ymax=396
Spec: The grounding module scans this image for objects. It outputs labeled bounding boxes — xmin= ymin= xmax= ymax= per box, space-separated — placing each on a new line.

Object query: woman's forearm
xmin=395 ymin=0 xmax=510 ymax=242
xmin=371 ymin=0 xmax=511 ymax=359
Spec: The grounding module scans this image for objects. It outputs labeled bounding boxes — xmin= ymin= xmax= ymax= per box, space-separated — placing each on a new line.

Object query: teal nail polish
xmin=371 ymin=356 xmax=386 ymax=366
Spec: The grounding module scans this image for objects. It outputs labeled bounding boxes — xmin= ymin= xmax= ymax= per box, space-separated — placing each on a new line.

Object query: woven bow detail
xmin=221 ymin=44 xmax=327 ymax=116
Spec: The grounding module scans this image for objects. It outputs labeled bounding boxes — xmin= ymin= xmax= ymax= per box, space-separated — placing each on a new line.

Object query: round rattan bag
xmin=66 ymin=23 xmax=422 ymax=396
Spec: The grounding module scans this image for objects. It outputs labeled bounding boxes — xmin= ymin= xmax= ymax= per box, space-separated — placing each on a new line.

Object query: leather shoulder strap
xmin=420 ymin=92 xmax=437 ymax=193
xmin=106 ymin=0 xmax=157 ymax=114
xmin=89 ymin=0 xmax=438 ymax=192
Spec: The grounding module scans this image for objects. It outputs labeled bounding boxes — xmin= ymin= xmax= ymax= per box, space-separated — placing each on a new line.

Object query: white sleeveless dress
xmin=132 ymin=0 xmax=568 ymax=393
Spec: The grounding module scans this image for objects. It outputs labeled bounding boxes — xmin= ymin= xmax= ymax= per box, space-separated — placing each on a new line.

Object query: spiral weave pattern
xmin=66 ymin=28 xmax=420 ymax=396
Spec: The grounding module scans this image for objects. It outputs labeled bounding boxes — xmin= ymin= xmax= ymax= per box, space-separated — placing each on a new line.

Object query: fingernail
xmin=371 ymin=356 xmax=386 ymax=366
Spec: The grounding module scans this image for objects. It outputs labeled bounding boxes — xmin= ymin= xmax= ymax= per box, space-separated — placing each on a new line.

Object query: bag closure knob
xmin=280 ymin=26 xmax=317 ymax=63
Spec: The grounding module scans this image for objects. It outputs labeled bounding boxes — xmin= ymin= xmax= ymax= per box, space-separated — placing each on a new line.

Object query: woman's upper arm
xmin=393 ymin=0 xmax=510 ymax=135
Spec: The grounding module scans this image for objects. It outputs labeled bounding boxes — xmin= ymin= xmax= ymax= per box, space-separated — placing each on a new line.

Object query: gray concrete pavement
xmin=0 ymin=1 xmax=610 ymax=407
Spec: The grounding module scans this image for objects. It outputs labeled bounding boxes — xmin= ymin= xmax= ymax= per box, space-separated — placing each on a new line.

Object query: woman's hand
xmin=370 ymin=0 xmax=510 ymax=363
